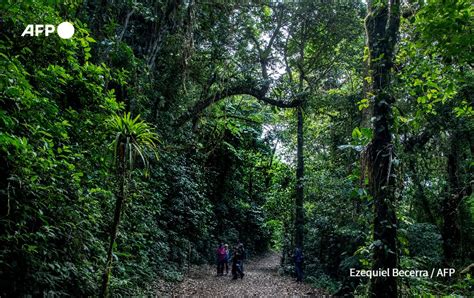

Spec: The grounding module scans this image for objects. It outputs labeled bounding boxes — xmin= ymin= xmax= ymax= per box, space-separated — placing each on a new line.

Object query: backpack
xmin=236 ymin=245 xmax=245 ymax=260
xmin=240 ymin=246 xmax=246 ymax=259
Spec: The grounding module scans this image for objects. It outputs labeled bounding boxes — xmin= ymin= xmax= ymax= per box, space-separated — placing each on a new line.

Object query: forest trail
xmin=155 ymin=252 xmax=325 ymax=296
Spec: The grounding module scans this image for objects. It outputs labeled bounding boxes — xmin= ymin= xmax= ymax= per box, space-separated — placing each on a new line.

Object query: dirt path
xmin=156 ymin=252 xmax=325 ymax=296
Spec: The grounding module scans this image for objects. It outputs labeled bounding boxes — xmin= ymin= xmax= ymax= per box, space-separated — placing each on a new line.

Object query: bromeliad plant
xmin=100 ymin=112 xmax=159 ymax=297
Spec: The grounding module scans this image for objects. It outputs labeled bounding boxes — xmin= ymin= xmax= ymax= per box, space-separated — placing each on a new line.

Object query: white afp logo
xmin=21 ymin=22 xmax=75 ymax=39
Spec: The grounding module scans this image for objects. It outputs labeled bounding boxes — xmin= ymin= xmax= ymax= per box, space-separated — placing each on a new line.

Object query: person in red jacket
xmin=216 ymin=243 xmax=226 ymax=276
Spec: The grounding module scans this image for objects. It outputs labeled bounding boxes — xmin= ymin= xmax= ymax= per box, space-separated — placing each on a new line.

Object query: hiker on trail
xmin=238 ymin=240 xmax=246 ymax=272
xmin=216 ymin=243 xmax=226 ymax=276
xmin=224 ymin=244 xmax=230 ymax=275
xmin=294 ymin=247 xmax=304 ymax=282
xmin=231 ymin=241 xmax=245 ymax=280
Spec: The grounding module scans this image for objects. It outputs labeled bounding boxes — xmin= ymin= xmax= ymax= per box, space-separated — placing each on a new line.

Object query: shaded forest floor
xmin=155 ymin=252 xmax=325 ymax=296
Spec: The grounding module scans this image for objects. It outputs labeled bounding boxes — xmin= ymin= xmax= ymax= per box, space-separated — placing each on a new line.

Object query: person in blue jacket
xmin=294 ymin=247 xmax=304 ymax=282
xmin=224 ymin=244 xmax=230 ymax=275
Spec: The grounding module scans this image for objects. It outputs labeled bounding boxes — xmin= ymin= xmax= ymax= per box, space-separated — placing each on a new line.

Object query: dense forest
xmin=0 ymin=0 xmax=473 ymax=296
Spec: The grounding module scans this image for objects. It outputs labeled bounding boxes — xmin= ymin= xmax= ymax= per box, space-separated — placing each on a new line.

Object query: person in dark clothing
xmin=216 ymin=243 xmax=226 ymax=276
xmin=231 ymin=241 xmax=245 ymax=279
xmin=237 ymin=240 xmax=245 ymax=272
xmin=294 ymin=247 xmax=304 ymax=282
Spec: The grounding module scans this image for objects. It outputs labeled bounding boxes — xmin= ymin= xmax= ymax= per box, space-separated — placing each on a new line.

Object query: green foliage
xmin=306 ymin=274 xmax=342 ymax=294
xmin=0 ymin=2 xmax=124 ymax=295
xmin=109 ymin=112 xmax=159 ymax=173
xmin=415 ymin=0 xmax=473 ymax=65
xmin=0 ymin=0 xmax=472 ymax=296
xmin=405 ymin=223 xmax=443 ymax=267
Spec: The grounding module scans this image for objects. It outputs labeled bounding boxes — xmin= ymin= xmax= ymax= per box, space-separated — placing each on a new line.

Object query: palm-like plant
xmin=100 ymin=112 xmax=159 ymax=297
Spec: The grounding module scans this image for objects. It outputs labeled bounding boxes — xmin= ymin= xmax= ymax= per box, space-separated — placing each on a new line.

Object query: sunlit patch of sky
xmin=261 ymin=123 xmax=295 ymax=165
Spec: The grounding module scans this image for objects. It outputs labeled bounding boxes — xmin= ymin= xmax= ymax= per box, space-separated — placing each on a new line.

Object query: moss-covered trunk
xmin=365 ymin=0 xmax=401 ymax=297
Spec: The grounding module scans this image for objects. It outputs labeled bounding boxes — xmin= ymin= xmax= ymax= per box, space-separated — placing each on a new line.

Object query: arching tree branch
xmin=174 ymin=82 xmax=305 ymax=127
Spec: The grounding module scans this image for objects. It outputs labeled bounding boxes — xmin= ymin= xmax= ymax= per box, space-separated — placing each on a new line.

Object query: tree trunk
xmin=294 ymin=105 xmax=304 ymax=249
xmin=365 ymin=1 xmax=401 ymax=297
xmin=442 ymin=130 xmax=461 ymax=263
xmin=100 ymin=157 xmax=127 ymax=297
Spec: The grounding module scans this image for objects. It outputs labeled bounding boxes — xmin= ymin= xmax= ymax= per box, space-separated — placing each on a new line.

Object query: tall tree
xmin=279 ymin=1 xmax=362 ymax=250
xmin=294 ymin=104 xmax=305 ymax=249
xmin=364 ymin=0 xmax=401 ymax=297
xmin=100 ymin=113 xmax=158 ymax=297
